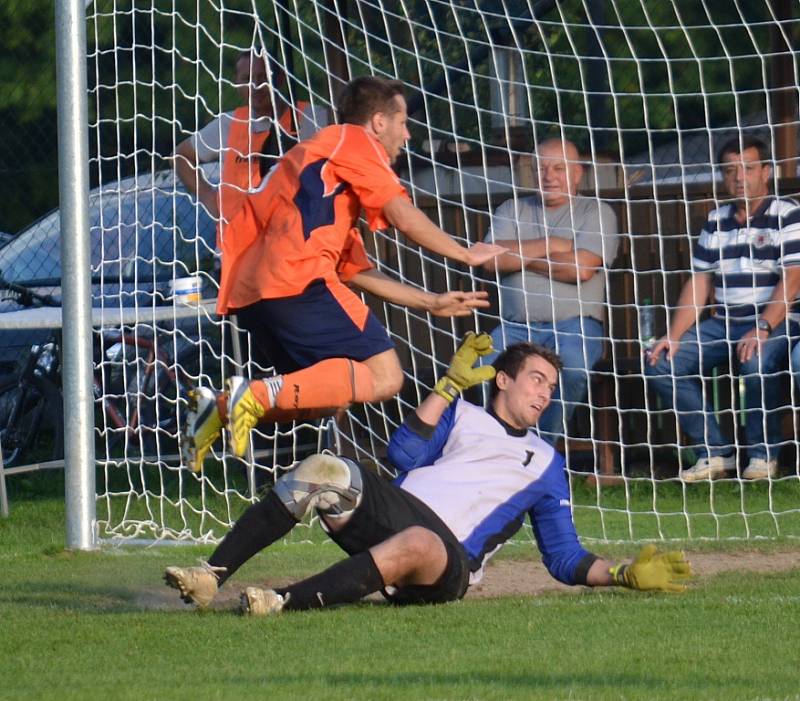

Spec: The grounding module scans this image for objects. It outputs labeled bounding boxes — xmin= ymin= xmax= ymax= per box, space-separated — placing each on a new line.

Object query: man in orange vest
xmin=180 ymin=76 xmax=507 ymax=472
xmin=173 ymin=49 xmax=322 ymax=230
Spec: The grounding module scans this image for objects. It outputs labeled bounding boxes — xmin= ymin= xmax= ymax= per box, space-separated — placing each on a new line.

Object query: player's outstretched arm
xmin=587 ymin=544 xmax=692 ymax=593
xmin=410 ymin=332 xmax=496 ymax=428
xmin=382 ymin=196 xmax=506 ymax=266
xmin=389 ymin=333 xmax=496 ymax=468
xmin=350 ymin=269 xmax=490 ymax=317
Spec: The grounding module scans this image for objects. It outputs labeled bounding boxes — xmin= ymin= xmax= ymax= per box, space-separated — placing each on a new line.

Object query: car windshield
xmin=0 ymin=173 xmax=216 ymax=285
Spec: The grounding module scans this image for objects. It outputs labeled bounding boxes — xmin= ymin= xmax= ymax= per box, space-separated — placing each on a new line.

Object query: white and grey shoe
xmin=742 ymin=458 xmax=778 ymax=480
xmin=679 ymin=454 xmax=735 ymax=482
xmin=164 ymin=561 xmax=226 ymax=608
xmin=240 ymin=587 xmax=288 ymax=617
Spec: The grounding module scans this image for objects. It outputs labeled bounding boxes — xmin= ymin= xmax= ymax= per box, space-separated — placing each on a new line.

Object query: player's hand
xmin=462 ymin=241 xmax=508 ymax=267
xmin=610 ymin=544 xmax=692 ymax=593
xmin=647 ymin=336 xmax=678 ymax=365
xmin=736 ymin=328 xmax=767 ymax=364
xmin=429 ymin=290 xmax=490 ymax=317
xmin=434 ymin=332 xmax=496 ymax=402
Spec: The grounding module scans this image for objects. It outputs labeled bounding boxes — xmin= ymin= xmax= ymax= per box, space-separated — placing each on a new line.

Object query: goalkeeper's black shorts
xmin=327 ymin=463 xmax=470 ymax=606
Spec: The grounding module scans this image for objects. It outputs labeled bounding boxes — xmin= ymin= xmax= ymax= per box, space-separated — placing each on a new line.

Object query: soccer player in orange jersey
xmin=181 ymin=76 xmax=506 ymax=471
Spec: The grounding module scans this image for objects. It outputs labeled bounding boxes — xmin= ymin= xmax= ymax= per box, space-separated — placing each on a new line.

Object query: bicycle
xmin=0 ymin=281 xmax=63 ymax=467
xmin=0 ymin=276 xmax=200 ymax=467
xmin=96 ymin=322 xmax=201 ymax=458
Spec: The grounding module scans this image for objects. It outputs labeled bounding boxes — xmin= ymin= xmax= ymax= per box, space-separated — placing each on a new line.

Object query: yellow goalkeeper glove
xmin=434 ymin=332 xmax=497 ymax=403
xmin=609 ymin=544 xmax=692 ymax=593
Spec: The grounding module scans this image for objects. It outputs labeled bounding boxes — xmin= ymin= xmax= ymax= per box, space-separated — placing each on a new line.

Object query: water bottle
xmin=640 ymin=297 xmax=656 ymax=352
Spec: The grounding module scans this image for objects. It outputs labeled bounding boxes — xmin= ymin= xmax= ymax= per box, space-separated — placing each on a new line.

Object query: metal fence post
xmin=56 ymin=0 xmax=96 ymax=550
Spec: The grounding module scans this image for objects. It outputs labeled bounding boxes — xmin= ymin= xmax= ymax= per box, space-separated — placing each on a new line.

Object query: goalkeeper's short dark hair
xmin=488 ymin=342 xmax=563 ymax=403
xmin=336 ymin=76 xmax=405 ymax=126
xmin=716 ymin=134 xmax=770 ymax=165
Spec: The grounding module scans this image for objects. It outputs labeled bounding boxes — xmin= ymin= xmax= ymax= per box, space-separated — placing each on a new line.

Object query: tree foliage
xmin=1 ymin=0 xmax=793 ymax=234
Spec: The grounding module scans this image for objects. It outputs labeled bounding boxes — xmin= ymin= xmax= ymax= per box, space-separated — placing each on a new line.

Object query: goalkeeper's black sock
xmin=208 ymin=490 xmax=297 ymax=586
xmin=276 ymin=550 xmax=384 ymax=610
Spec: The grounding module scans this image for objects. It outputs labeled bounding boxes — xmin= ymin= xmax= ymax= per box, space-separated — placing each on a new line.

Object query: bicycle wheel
xmin=135 ymin=344 xmax=200 ymax=452
xmin=101 ymin=337 xmax=200 ymax=456
xmin=0 ymin=374 xmax=47 ymax=467
xmin=101 ymin=345 xmax=158 ymax=456
xmin=162 ymin=345 xmax=201 ymax=430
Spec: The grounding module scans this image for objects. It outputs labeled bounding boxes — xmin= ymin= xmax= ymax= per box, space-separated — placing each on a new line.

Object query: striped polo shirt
xmin=692 ymin=196 xmax=800 ymax=321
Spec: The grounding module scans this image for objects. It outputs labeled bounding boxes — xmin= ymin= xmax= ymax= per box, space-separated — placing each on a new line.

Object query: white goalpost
xmin=74 ymin=0 xmax=800 ymax=544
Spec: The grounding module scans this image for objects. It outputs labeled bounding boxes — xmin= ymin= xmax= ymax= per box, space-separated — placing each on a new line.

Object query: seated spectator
xmin=646 ymin=135 xmax=800 ymax=481
xmin=481 ymin=138 xmax=619 ymax=445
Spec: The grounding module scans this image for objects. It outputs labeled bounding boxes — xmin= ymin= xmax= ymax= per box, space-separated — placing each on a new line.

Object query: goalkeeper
xmin=165 ymin=334 xmax=691 ymax=614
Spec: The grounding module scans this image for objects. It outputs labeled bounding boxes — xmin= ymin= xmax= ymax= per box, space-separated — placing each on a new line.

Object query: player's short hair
xmin=717 ymin=135 xmax=770 ymax=165
xmin=488 ymin=342 xmax=562 ymax=403
xmin=336 ymin=76 xmax=405 ymax=126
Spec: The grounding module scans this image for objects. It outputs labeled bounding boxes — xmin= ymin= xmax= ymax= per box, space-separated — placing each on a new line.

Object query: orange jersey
xmin=217 ymin=124 xmax=408 ymax=314
xmin=219 ymin=102 xmax=309 ymax=227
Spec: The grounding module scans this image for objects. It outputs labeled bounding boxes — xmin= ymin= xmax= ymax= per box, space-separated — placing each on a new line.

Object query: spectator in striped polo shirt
xmin=646 ymin=135 xmax=800 ymax=482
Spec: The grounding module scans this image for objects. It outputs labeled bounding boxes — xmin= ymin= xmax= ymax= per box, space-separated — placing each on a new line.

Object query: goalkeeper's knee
xmin=273 ymin=453 xmax=363 ymax=520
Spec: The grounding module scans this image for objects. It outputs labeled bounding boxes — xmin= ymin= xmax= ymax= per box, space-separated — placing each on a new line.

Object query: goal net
xmin=82 ymin=0 xmax=800 ymax=543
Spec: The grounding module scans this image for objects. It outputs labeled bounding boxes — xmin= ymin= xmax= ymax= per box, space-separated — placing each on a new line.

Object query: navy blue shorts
xmin=329 ymin=464 xmax=470 ymax=605
xmin=233 ymin=279 xmax=394 ymax=374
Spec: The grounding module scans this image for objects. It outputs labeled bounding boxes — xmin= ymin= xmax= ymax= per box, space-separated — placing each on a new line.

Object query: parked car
xmin=0 ymin=165 xmax=222 ymax=464
xmin=0 ymin=166 xmax=218 ymax=373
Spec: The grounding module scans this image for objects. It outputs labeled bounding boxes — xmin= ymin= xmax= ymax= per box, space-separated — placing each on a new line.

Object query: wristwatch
xmin=756 ymin=319 xmax=772 ymax=334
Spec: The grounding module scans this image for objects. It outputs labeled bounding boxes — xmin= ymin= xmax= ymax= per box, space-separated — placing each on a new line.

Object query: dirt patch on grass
xmin=467 ymin=549 xmax=800 ymax=599
xmin=140 ymin=549 xmax=800 ymax=610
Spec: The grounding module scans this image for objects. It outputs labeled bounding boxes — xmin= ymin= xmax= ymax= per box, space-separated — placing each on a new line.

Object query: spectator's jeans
xmin=791 ymin=342 xmax=800 ymax=390
xmin=484 ymin=317 xmax=605 ymax=444
xmin=644 ymin=316 xmax=797 ymax=461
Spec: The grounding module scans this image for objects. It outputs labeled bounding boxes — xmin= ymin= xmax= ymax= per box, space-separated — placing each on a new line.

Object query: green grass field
xmin=571 ymin=474 xmax=800 ymax=542
xmin=2 ymin=472 xmax=800 ymax=701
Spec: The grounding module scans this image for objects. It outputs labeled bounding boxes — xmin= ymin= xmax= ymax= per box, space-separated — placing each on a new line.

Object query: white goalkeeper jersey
xmin=388 ymin=399 xmax=589 ymax=586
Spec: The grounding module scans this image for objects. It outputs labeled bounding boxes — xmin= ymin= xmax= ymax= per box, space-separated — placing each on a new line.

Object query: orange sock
xmin=259 ymin=407 xmax=339 ymax=424
xmin=278 ymin=358 xmax=375 ymax=410
xmin=216 ymin=394 xmax=228 ymax=422
xmin=248 ymin=358 xmax=375 ymax=414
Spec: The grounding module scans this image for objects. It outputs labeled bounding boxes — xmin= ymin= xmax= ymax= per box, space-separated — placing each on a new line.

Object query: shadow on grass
xmin=218 ymin=669 xmax=738 ymax=696
xmin=0 ymin=578 xmax=397 ymax=616
xmin=0 ymin=580 xmax=160 ymax=614
xmin=268 ymin=670 xmax=647 ymax=688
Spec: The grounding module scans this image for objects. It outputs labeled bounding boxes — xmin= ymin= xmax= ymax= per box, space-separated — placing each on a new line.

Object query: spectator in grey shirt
xmin=482 ymin=138 xmax=619 ymax=444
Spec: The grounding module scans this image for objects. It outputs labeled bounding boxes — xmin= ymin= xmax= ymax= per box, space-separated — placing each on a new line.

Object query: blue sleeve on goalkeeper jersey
xmin=387 ymin=400 xmax=458 ymax=474
xmin=528 ymin=455 xmax=593 ymax=585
